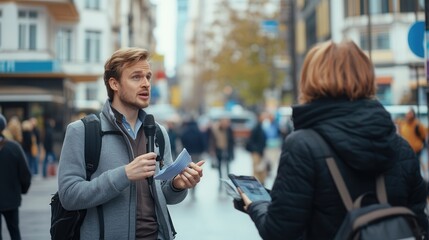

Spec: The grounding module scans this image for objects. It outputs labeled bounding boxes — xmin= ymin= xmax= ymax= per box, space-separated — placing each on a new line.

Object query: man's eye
xmin=146 ymin=75 xmax=152 ymax=81
xmin=132 ymin=75 xmax=142 ymax=81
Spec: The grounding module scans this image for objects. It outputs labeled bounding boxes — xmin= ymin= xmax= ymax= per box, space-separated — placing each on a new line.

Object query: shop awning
xmin=0 ymin=72 xmax=101 ymax=83
xmin=14 ymin=0 xmax=79 ymax=22
xmin=0 ymin=86 xmax=64 ymax=103
xmin=376 ymin=76 xmax=393 ymax=85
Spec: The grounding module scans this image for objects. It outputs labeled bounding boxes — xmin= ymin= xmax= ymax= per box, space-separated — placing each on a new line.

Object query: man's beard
xmin=118 ymin=92 xmax=150 ymax=110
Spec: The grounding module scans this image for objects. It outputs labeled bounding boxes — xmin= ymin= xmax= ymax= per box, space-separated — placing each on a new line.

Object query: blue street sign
xmin=408 ymin=21 xmax=425 ymax=58
xmin=0 ymin=60 xmax=59 ymax=73
xmin=261 ymin=20 xmax=278 ymax=35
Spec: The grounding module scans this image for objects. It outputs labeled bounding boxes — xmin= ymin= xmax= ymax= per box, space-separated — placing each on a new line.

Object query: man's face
xmin=406 ymin=110 xmax=415 ymax=122
xmin=111 ymin=60 xmax=152 ymax=110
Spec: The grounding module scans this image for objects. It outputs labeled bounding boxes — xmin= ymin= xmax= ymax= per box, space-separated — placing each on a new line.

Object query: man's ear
xmin=109 ymin=77 xmax=119 ymax=91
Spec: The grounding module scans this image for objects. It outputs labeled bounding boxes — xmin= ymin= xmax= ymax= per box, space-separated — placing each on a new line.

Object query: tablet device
xmin=228 ymin=174 xmax=271 ymax=202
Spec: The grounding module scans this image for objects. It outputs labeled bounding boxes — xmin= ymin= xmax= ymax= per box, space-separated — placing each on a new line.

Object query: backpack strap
xmin=81 ymin=114 xmax=104 ymax=240
xmin=82 ymin=114 xmax=102 ymax=181
xmin=304 ymin=129 xmax=354 ymax=211
xmin=325 ymin=157 xmax=354 ymax=211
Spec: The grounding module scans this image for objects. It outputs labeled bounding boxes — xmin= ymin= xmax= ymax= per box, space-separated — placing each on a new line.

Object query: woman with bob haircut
xmin=235 ymin=40 xmax=428 ymax=239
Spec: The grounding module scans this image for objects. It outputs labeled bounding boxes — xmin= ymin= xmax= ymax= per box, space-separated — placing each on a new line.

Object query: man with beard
xmin=58 ymin=48 xmax=205 ymax=240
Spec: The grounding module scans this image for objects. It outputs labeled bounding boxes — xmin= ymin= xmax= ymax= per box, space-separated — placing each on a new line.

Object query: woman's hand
xmin=237 ymin=187 xmax=253 ymax=211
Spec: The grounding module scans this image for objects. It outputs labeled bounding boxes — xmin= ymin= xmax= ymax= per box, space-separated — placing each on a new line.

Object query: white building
xmin=0 ymin=0 xmax=156 ymax=130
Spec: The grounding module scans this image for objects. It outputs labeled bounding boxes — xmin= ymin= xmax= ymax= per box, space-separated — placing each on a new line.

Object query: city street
xmin=1 ymin=147 xmax=279 ymax=240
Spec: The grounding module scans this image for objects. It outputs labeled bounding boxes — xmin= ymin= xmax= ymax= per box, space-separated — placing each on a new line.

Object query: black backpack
xmin=307 ymin=129 xmax=424 ymax=240
xmin=50 ymin=114 xmax=168 ymax=240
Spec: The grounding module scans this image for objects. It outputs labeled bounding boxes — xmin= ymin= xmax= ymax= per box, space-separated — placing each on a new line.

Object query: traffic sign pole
xmin=425 ymin=0 xmax=429 ymax=178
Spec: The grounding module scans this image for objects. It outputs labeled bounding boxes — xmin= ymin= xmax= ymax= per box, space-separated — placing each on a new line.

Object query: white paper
xmin=220 ymin=179 xmax=240 ymax=199
xmin=154 ymin=148 xmax=192 ymax=180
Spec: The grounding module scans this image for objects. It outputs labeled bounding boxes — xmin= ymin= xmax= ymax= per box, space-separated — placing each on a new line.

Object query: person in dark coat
xmin=236 ymin=40 xmax=428 ymax=239
xmin=0 ymin=113 xmax=32 ymax=240
xmin=180 ymin=117 xmax=206 ymax=163
xmin=21 ymin=120 xmax=38 ymax=175
xmin=179 ymin=116 xmax=206 ymax=197
xmin=245 ymin=112 xmax=267 ymax=185
xmin=42 ymin=118 xmax=56 ymax=178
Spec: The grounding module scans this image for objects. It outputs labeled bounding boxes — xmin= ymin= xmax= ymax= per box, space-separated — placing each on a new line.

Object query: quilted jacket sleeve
xmin=247 ymin=132 xmax=315 ymax=240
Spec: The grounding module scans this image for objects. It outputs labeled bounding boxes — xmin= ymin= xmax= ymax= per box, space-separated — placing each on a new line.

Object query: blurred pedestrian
xmin=21 ymin=120 xmax=38 ymax=175
xmin=245 ymin=112 xmax=267 ymax=185
xmin=397 ymin=108 xmax=427 ymax=159
xmin=58 ymin=47 xmax=204 ymax=239
xmin=210 ymin=116 xmax=235 ymax=189
xmin=29 ymin=117 xmax=42 ymax=174
xmin=235 ymin=40 xmax=428 ymax=239
xmin=42 ymin=118 xmax=56 ymax=178
xmin=179 ymin=115 xmax=206 ymax=198
xmin=3 ymin=116 xmax=23 ymax=144
xmin=0 ymin=113 xmax=32 ymax=240
xmin=397 ymin=108 xmax=428 ymax=179
xmin=261 ymin=112 xmax=281 ymax=176
xmin=201 ymin=119 xmax=216 ymax=168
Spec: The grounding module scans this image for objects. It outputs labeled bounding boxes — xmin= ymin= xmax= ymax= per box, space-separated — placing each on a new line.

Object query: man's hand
xmin=172 ymin=160 xmax=205 ymax=190
xmin=237 ymin=187 xmax=252 ymax=212
xmin=125 ymin=152 xmax=157 ymax=181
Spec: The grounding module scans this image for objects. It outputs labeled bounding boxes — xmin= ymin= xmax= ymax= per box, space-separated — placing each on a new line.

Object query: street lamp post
xmin=289 ymin=0 xmax=297 ymax=103
xmin=365 ymin=0 xmax=372 ymax=61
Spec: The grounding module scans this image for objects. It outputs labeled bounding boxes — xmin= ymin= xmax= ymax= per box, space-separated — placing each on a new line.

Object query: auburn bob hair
xmin=299 ymin=40 xmax=376 ymax=104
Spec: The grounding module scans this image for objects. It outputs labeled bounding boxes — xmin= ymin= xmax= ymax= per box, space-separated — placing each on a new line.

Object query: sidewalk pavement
xmin=1 ymin=174 xmax=57 ymax=240
xmin=1 ymin=146 xmax=281 ymax=240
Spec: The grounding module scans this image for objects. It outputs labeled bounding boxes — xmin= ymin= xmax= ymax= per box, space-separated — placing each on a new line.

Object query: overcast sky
xmin=153 ymin=0 xmax=177 ymax=76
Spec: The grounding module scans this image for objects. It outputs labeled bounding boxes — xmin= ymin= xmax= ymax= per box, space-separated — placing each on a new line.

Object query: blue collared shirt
xmin=122 ymin=112 xmax=144 ymax=140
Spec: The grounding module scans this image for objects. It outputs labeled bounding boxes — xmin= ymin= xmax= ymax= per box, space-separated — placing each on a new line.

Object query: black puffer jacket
xmin=247 ymin=99 xmax=428 ymax=240
xmin=0 ymin=135 xmax=32 ymax=211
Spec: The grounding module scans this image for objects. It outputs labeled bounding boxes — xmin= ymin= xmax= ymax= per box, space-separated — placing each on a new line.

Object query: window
xmin=86 ymin=83 xmax=98 ymax=100
xmin=18 ymin=25 xmax=26 ymax=49
xmin=370 ymin=0 xmax=389 ymax=14
xmin=85 ymin=0 xmax=100 ymax=10
xmin=399 ymin=0 xmax=418 ymax=13
xmin=376 ymin=33 xmax=389 ymax=49
xmin=305 ymin=12 xmax=316 ymax=50
xmin=360 ymin=32 xmax=390 ymax=50
xmin=18 ymin=9 xmax=38 ymax=50
xmin=56 ymin=28 xmax=73 ymax=62
xmin=345 ymin=0 xmax=392 ymax=17
xmin=85 ymin=30 xmax=101 ymax=62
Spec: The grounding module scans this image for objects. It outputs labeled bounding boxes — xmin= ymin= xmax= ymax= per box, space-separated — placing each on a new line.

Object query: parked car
xmin=200 ymin=107 xmax=257 ymax=145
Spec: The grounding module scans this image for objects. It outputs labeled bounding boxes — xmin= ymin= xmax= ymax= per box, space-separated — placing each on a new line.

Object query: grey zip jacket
xmin=58 ymin=101 xmax=187 ymax=240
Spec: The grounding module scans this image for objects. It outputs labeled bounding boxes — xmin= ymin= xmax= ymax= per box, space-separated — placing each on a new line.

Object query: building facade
xmin=0 ymin=0 xmax=156 ymax=144
xmin=294 ymin=0 xmax=424 ymax=105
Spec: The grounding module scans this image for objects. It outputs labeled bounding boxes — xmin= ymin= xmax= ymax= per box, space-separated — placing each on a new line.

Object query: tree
xmin=198 ymin=0 xmax=285 ymax=108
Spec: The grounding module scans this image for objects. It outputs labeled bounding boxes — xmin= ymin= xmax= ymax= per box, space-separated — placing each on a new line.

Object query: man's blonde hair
xmin=299 ymin=40 xmax=376 ymax=104
xmin=104 ymin=48 xmax=150 ymax=100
